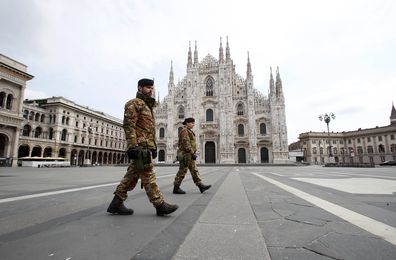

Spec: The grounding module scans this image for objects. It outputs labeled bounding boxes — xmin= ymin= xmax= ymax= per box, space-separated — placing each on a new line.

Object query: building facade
xmin=154 ymin=39 xmax=289 ymax=164
xmin=19 ymin=97 xmax=127 ymax=166
xmin=0 ymin=54 xmax=34 ymax=166
xmin=299 ymin=104 xmax=396 ymax=165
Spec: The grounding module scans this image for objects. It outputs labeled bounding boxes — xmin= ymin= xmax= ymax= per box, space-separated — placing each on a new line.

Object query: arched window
xmin=357 ymin=146 xmax=363 ymax=154
xmin=6 ymin=94 xmax=13 ymax=109
xmin=206 ymin=109 xmax=213 ymax=121
xmin=66 ymin=117 xmax=70 ymax=125
xmin=61 ymin=129 xmax=67 ymax=141
xmin=159 ymin=127 xmax=165 ymax=138
xmin=378 ymin=144 xmax=385 ymax=153
xmin=34 ymin=127 xmax=42 ymax=138
xmin=35 ymin=113 xmax=40 ymax=121
xmin=237 ymin=103 xmax=244 ymax=116
xmin=62 ymin=116 xmax=66 ymax=124
xmin=238 ymin=124 xmax=244 ymax=136
xmin=206 ymin=78 xmax=214 ymax=96
xmin=260 ymin=123 xmax=267 ymax=135
xmin=391 ymin=144 xmax=396 ymax=153
xmin=49 ymin=128 xmax=54 ymax=139
xmin=29 ymin=111 xmax=34 ymax=120
xmin=0 ymin=92 xmax=6 ymax=107
xmin=23 ymin=110 xmax=29 ymax=119
xmin=40 ymin=114 xmax=45 ymax=123
xmin=178 ymin=106 xmax=185 ymax=119
xmin=22 ymin=125 xmax=31 ymax=137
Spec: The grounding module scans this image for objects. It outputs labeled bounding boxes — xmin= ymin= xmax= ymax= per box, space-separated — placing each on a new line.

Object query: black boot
xmin=156 ymin=202 xmax=179 ymax=216
xmin=173 ymin=185 xmax=186 ymax=194
xmin=107 ymin=195 xmax=134 ymax=215
xmin=197 ymin=183 xmax=211 ymax=193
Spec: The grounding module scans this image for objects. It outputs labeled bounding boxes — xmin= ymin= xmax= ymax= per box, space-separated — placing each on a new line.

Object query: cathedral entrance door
xmin=238 ymin=148 xmax=246 ymax=163
xmin=205 ymin=141 xmax=216 ymax=163
xmin=158 ymin=149 xmax=165 ymax=162
xmin=261 ymin=147 xmax=269 ymax=163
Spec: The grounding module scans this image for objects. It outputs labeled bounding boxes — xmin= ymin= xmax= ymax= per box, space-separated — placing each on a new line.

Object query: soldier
xmin=173 ymin=117 xmax=212 ymax=194
xmin=107 ymin=78 xmax=178 ymax=216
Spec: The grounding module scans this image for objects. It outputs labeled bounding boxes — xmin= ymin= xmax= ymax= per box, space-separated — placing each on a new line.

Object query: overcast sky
xmin=1 ymin=0 xmax=395 ymax=143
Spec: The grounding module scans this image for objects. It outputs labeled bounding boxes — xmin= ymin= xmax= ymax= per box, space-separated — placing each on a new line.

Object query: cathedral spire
xmin=275 ymin=66 xmax=283 ymax=97
xmin=168 ymin=61 xmax=175 ymax=95
xmin=246 ymin=51 xmax=252 ymax=78
xmin=390 ymin=102 xmax=396 ymax=125
xmin=270 ymin=67 xmax=275 ymax=95
xmin=226 ymin=36 xmax=231 ymax=62
xmin=169 ymin=60 xmax=174 ymax=84
xmin=187 ymin=41 xmax=192 ymax=68
xmin=194 ymin=40 xmax=199 ymax=65
xmin=219 ymin=37 xmax=224 ymax=63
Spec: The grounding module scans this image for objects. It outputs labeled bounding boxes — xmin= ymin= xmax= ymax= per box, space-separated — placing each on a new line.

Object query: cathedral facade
xmin=154 ymin=39 xmax=289 ymax=164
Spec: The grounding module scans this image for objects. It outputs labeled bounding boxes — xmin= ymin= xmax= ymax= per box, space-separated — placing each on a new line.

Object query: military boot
xmin=197 ymin=183 xmax=212 ymax=193
xmin=107 ymin=195 xmax=134 ymax=215
xmin=173 ymin=185 xmax=186 ymax=194
xmin=156 ymin=202 xmax=179 ymax=216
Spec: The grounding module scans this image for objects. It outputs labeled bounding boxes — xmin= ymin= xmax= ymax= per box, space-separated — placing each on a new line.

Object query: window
xmin=40 ymin=114 xmax=45 ymax=123
xmin=391 ymin=135 xmax=395 ymax=140
xmin=159 ymin=127 xmax=165 ymax=138
xmin=237 ymin=103 xmax=244 ymax=116
xmin=340 ymin=140 xmax=344 ymax=144
xmin=205 ymin=77 xmax=214 ymax=96
xmin=178 ymin=106 xmax=185 ymax=119
xmin=357 ymin=138 xmax=361 ymax=143
xmin=34 ymin=127 xmax=42 ymax=138
xmin=312 ymin=147 xmax=317 ymax=154
xmin=378 ymin=136 xmax=383 ymax=141
xmin=367 ymin=137 xmax=371 ymax=142
xmin=367 ymin=146 xmax=374 ymax=154
xmin=49 ymin=128 xmax=54 ymax=139
xmin=22 ymin=125 xmax=31 ymax=137
xmin=206 ymin=109 xmax=213 ymax=121
xmin=0 ymin=92 xmax=5 ymax=107
xmin=23 ymin=110 xmax=29 ymax=119
xmin=260 ymin=123 xmax=267 ymax=135
xmin=391 ymin=144 xmax=396 ymax=153
xmin=333 ymin=147 xmax=338 ymax=154
xmin=238 ymin=124 xmax=244 ymax=136
xmin=357 ymin=146 xmax=363 ymax=154
xmin=6 ymin=94 xmax=13 ymax=109
xmin=333 ymin=140 xmax=337 ymax=144
xmin=348 ymin=139 xmax=351 ymax=144
xmin=61 ymin=129 xmax=67 ymax=141
xmin=378 ymin=144 xmax=385 ymax=153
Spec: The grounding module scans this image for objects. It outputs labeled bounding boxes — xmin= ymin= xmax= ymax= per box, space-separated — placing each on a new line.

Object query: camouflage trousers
xmin=174 ymin=155 xmax=202 ymax=187
xmin=114 ymin=162 xmax=164 ymax=208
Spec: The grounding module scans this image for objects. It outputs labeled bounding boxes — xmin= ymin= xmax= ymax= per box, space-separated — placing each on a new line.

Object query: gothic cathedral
xmin=154 ymin=38 xmax=289 ymax=164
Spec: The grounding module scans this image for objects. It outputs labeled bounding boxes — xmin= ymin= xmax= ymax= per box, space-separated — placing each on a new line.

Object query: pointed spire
xmin=246 ymin=51 xmax=252 ymax=78
xmin=169 ymin=60 xmax=174 ymax=84
xmin=226 ymin=36 xmax=231 ymax=62
xmin=390 ymin=102 xmax=396 ymax=125
xmin=275 ymin=66 xmax=283 ymax=97
xmin=187 ymin=41 xmax=192 ymax=68
xmin=194 ymin=40 xmax=198 ymax=65
xmin=219 ymin=37 xmax=224 ymax=63
xmin=270 ymin=67 xmax=275 ymax=95
xmin=157 ymin=91 xmax=160 ymax=104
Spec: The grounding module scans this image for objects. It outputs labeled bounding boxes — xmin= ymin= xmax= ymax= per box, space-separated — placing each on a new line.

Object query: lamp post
xmin=84 ymin=126 xmax=93 ymax=166
xmin=319 ymin=113 xmax=336 ymax=161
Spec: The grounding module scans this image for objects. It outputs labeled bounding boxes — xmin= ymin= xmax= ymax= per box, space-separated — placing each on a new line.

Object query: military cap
xmin=183 ymin=117 xmax=195 ymax=125
xmin=138 ymin=78 xmax=154 ymax=87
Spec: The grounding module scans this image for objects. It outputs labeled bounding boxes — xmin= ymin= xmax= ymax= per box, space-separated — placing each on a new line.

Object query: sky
xmin=1 ymin=0 xmax=395 ymax=144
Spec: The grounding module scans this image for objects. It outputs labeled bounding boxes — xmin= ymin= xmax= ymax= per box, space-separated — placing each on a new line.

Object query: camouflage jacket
xmin=178 ymin=127 xmax=196 ymax=154
xmin=124 ymin=92 xmax=157 ymax=150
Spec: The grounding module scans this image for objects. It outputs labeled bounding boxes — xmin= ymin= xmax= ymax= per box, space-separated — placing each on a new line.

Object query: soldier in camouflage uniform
xmin=107 ymin=78 xmax=178 ymax=216
xmin=173 ymin=117 xmax=211 ymax=194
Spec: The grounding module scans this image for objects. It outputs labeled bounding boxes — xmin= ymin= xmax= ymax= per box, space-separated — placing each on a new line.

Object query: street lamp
xmin=319 ymin=113 xmax=336 ymax=159
xmin=84 ymin=126 xmax=93 ymax=166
